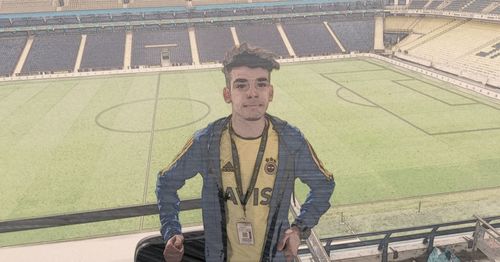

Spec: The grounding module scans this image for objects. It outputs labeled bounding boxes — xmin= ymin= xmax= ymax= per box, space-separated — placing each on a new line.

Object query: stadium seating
xmin=442 ymin=0 xmax=469 ymax=11
xmin=457 ymin=40 xmax=500 ymax=77
xmin=191 ymin=0 xmax=251 ymax=6
xmin=80 ymin=31 xmax=126 ymax=71
xmin=384 ymin=16 xmax=420 ymax=32
xmin=462 ymin=0 xmax=491 ymax=13
xmin=384 ymin=32 xmax=408 ymax=47
xmin=0 ymin=18 xmax=11 ymax=27
xmin=0 ymin=37 xmax=27 ymax=77
xmin=131 ymin=28 xmax=192 ymax=67
xmin=9 ymin=19 xmax=30 ymax=27
xmin=195 ymin=25 xmax=234 ymax=63
xmin=394 ymin=17 xmax=454 ymax=49
xmin=22 ymin=33 xmax=80 ymax=74
xmin=0 ymin=0 xmax=55 ymax=13
xmin=11 ymin=18 xmax=47 ymax=27
xmin=491 ymin=6 xmax=500 ymax=14
xmin=426 ymin=0 xmax=444 ymax=10
xmin=235 ymin=23 xmax=289 ymax=58
xmin=79 ymin=14 xmax=113 ymax=23
xmin=282 ymin=21 xmax=341 ymax=57
xmin=45 ymin=16 xmax=80 ymax=25
xmin=410 ymin=17 xmax=452 ymax=34
xmin=403 ymin=20 xmax=500 ymax=80
xmin=249 ymin=0 xmax=283 ymax=2
xmin=141 ymin=13 xmax=175 ymax=21
xmin=408 ymin=0 xmax=427 ymax=9
xmin=329 ymin=19 xmax=375 ymax=53
xmin=127 ymin=0 xmax=185 ymax=8
xmin=64 ymin=0 xmax=123 ymax=11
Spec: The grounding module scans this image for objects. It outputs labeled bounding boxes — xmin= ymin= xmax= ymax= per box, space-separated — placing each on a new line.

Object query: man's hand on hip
xmin=163 ymin=234 xmax=184 ymax=262
xmin=277 ymin=226 xmax=301 ymax=262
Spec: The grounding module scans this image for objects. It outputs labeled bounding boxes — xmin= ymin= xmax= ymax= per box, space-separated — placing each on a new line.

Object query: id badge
xmin=236 ymin=222 xmax=254 ymax=245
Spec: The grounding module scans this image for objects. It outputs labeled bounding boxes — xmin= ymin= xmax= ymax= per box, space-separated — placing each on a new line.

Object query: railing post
xmin=424 ymin=227 xmax=438 ymax=255
xmin=324 ymin=240 xmax=333 ymax=257
xmin=289 ymin=197 xmax=330 ymax=262
xmin=472 ymin=220 xmax=482 ymax=260
xmin=377 ymin=233 xmax=391 ymax=262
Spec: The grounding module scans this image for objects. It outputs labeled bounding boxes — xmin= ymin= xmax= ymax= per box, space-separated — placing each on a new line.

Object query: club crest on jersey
xmin=264 ymin=157 xmax=277 ymax=175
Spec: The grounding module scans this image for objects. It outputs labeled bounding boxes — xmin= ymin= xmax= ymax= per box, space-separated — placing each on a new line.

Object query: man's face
xmin=223 ymin=66 xmax=274 ymax=121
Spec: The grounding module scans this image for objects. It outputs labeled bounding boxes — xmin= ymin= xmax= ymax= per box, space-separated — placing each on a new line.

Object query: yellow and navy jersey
xmin=156 ymin=114 xmax=335 ymax=261
xmin=220 ymin=121 xmax=279 ymax=261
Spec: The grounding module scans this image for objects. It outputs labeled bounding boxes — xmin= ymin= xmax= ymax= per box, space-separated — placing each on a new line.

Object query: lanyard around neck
xmin=229 ymin=120 xmax=269 ymax=215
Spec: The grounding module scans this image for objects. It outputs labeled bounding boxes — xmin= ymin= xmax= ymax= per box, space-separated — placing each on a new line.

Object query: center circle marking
xmin=95 ymin=97 xmax=211 ymax=133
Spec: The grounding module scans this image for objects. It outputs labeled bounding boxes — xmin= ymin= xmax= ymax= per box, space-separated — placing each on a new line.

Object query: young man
xmin=156 ymin=43 xmax=335 ymax=262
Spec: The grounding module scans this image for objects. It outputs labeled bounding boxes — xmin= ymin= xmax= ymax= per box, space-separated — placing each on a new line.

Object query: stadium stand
xmin=492 ymin=5 xmax=500 ymax=14
xmin=141 ymin=12 xmax=176 ymax=20
xmin=443 ymin=0 xmax=469 ymax=11
xmin=195 ymin=25 xmax=235 ymax=63
xmin=131 ymin=27 xmax=192 ymax=67
xmin=0 ymin=36 xmax=27 ymax=77
xmin=328 ymin=18 xmax=375 ymax=53
xmin=10 ymin=18 xmax=31 ymax=27
xmin=410 ymin=17 xmax=452 ymax=34
xmin=235 ymin=22 xmax=289 ymax=58
xmin=64 ymin=0 xmax=123 ymax=11
xmin=79 ymin=14 xmax=114 ymax=23
xmin=44 ymin=16 xmax=80 ymax=25
xmin=475 ymin=42 xmax=500 ymax=58
xmin=456 ymin=39 xmax=500 ymax=78
xmin=408 ymin=0 xmax=427 ymax=9
xmin=394 ymin=17 xmax=455 ymax=49
xmin=191 ymin=0 xmax=254 ymax=6
xmin=0 ymin=0 xmax=56 ymax=13
xmin=127 ymin=0 xmax=186 ymax=8
xmin=80 ymin=30 xmax=126 ymax=71
xmin=462 ymin=0 xmax=492 ymax=13
xmin=384 ymin=16 xmax=420 ymax=32
xmin=282 ymin=20 xmax=341 ymax=57
xmin=403 ymin=20 xmax=500 ymax=81
xmin=384 ymin=32 xmax=408 ymax=47
xmin=0 ymin=18 xmax=11 ymax=27
xmin=427 ymin=0 xmax=444 ymax=9
xmin=21 ymin=33 xmax=80 ymax=74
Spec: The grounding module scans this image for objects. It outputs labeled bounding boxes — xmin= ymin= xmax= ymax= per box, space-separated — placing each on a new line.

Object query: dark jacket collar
xmin=207 ymin=113 xmax=301 ymax=153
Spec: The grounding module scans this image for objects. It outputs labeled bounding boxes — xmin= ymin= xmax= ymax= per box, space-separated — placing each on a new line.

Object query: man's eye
xmin=236 ymin=84 xmax=247 ymax=89
xmin=257 ymin=83 xmax=268 ymax=88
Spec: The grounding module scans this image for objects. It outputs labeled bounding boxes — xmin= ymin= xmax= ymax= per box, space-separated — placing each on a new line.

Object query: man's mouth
xmin=243 ymin=104 xmax=261 ymax=107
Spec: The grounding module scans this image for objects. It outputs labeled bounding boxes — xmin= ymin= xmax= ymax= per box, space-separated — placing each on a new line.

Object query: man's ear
xmin=269 ymin=85 xmax=274 ymax=102
xmin=223 ymin=87 xmax=231 ymax=103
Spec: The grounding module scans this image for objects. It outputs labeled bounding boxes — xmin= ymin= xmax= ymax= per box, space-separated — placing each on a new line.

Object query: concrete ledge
xmin=0 ymin=225 xmax=203 ymax=262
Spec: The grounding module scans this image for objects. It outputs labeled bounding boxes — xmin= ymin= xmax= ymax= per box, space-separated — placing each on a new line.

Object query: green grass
xmin=1 ymin=58 xmax=499 ymax=246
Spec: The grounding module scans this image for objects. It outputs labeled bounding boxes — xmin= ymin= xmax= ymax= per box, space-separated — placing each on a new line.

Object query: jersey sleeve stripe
xmin=305 ymin=140 xmax=334 ymax=180
xmin=160 ymin=136 xmax=194 ymax=175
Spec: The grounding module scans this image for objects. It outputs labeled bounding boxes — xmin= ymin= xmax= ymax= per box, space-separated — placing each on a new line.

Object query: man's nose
xmin=246 ymin=84 xmax=259 ymax=97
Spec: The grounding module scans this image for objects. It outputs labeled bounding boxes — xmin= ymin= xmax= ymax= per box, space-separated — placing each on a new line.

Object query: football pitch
xmin=1 ymin=58 xmax=500 ymax=246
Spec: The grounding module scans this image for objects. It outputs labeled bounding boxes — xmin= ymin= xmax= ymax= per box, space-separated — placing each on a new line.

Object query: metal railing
xmin=1 ymin=200 xmax=498 ymax=262
xmin=303 ymin=215 xmax=500 ymax=262
xmin=0 ymin=199 xmax=200 ymax=234
xmin=472 ymin=214 xmax=500 ymax=260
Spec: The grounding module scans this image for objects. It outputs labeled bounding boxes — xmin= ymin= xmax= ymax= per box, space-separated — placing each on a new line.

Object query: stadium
xmin=0 ymin=0 xmax=499 ymax=261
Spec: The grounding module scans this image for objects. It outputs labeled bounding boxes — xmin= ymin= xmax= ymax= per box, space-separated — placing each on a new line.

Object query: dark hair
xmin=222 ymin=43 xmax=280 ymax=87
